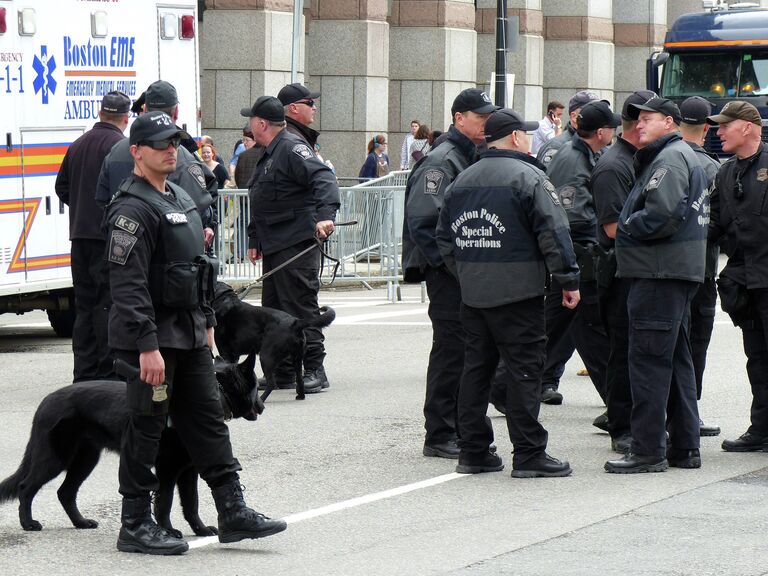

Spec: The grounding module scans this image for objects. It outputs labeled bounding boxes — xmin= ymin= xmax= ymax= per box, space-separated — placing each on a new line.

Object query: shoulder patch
xmin=114 ymin=215 xmax=139 ymax=234
xmin=108 ymin=230 xmax=138 ymax=265
xmin=424 ymin=169 xmax=445 ymax=196
xmin=541 ymin=148 xmax=558 ymax=165
xmin=646 ymin=167 xmax=668 ymax=190
xmin=187 ymin=164 xmax=207 ymax=190
xmin=543 ymin=180 xmax=560 ymax=206
xmin=558 ymin=185 xmax=575 ymax=210
xmin=292 ymin=144 xmax=314 ymax=160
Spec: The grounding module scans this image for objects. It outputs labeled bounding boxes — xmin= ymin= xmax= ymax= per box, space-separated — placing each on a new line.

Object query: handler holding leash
xmin=105 ymin=112 xmax=286 ymax=555
xmin=243 ymin=96 xmax=340 ymax=393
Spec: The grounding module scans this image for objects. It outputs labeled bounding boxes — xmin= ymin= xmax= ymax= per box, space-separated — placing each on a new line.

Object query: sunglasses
xmin=295 ymin=99 xmax=316 ymax=108
xmin=140 ymin=137 xmax=181 ymax=150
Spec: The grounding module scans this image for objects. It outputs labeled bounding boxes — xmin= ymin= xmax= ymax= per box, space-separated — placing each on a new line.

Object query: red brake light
xmin=180 ymin=15 xmax=195 ymax=39
xmin=0 ymin=8 xmax=6 ymax=34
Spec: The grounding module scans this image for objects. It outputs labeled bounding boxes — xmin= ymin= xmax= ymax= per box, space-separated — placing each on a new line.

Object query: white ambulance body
xmin=0 ymin=0 xmax=200 ymax=335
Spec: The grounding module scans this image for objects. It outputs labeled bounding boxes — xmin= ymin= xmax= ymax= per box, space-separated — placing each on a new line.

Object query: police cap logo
xmin=115 ymin=215 xmax=139 ymax=234
xmin=646 ymin=167 xmax=668 ymax=190
xmin=424 ymin=169 xmax=445 ymax=196
xmin=481 ymin=91 xmax=492 ymax=103
xmin=188 ymin=164 xmax=207 ymax=189
xmin=292 ymin=144 xmax=314 ymax=160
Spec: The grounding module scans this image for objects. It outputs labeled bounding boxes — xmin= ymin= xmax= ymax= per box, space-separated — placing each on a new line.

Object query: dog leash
xmin=236 ymin=221 xmax=357 ymax=300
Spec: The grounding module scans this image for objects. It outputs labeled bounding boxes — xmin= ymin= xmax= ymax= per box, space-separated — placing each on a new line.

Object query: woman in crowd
xmin=359 ymin=134 xmax=390 ymax=181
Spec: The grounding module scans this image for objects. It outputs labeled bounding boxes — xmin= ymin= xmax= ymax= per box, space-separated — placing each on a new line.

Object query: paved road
xmin=0 ymin=284 xmax=767 ymax=575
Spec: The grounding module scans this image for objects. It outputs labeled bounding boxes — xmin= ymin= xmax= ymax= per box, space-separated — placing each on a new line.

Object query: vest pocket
xmin=163 ymin=262 xmax=201 ymax=309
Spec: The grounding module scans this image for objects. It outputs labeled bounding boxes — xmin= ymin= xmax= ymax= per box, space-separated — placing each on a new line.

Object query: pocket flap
xmin=634 ymin=319 xmax=672 ymax=332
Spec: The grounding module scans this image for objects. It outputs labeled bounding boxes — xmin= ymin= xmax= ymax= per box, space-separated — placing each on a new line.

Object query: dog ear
xmin=213 ymin=355 xmax=228 ymax=374
xmin=240 ymin=352 xmax=256 ymax=375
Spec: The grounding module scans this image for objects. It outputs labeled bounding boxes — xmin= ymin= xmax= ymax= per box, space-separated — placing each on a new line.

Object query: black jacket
xmin=402 ymin=125 xmax=476 ymax=279
xmin=104 ymin=175 xmax=214 ymax=352
xmin=616 ymin=133 xmax=708 ymax=282
xmin=436 ymin=149 xmax=579 ymax=308
xmin=591 ymin=137 xmax=637 ymax=249
xmin=55 ymin=121 xmax=125 ymax=240
xmin=710 ymin=142 xmax=768 ymax=288
xmin=536 ymin=124 xmax=576 ymax=168
xmin=247 ymin=129 xmax=339 ymax=255
xmin=286 ymin=117 xmax=319 ymax=148
xmin=686 ymin=141 xmax=721 ymax=278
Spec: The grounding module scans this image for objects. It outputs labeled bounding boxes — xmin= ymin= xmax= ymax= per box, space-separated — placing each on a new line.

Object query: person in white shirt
xmin=400 ymin=120 xmax=420 ymax=170
xmin=531 ymin=101 xmax=565 ymax=156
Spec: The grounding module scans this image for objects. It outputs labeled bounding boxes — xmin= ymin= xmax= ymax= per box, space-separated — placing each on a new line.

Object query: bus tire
xmin=47 ymin=308 xmax=76 ymax=338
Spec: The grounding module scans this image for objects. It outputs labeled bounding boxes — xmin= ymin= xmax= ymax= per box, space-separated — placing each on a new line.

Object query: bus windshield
xmin=661 ymin=51 xmax=768 ymax=98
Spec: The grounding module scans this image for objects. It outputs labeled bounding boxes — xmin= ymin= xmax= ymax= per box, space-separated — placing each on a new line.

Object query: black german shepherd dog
xmin=0 ymin=354 xmax=260 ymax=535
xmin=212 ymin=282 xmax=336 ymax=401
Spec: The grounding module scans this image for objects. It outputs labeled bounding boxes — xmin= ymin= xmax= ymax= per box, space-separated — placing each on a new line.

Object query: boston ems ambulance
xmin=0 ymin=0 xmax=200 ymax=335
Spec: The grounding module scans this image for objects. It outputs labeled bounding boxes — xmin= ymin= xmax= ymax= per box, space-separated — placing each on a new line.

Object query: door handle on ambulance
xmin=5 ymin=133 xmax=11 ymax=153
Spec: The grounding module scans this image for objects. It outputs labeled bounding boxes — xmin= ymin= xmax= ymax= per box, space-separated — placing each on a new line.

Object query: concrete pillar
xmin=307 ymin=0 xmax=389 ymax=179
xmin=388 ymin=0 xmax=477 ymax=168
xmin=542 ymin=0 xmax=615 ymax=107
xmin=201 ymin=1 xmax=299 ymax=158
xmin=476 ymin=0 xmax=544 ymax=121
xmin=612 ymin=0 xmax=666 ymax=112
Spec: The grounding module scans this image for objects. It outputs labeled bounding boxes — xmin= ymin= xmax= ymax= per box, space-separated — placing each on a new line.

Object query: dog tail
xmin=0 ymin=442 xmax=32 ymax=503
xmin=298 ymin=306 xmax=336 ymax=331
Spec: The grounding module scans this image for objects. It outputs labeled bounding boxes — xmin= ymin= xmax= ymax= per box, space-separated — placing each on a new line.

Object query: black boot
xmin=116 ymin=496 xmax=188 ymax=555
xmin=211 ymin=482 xmax=287 ymax=544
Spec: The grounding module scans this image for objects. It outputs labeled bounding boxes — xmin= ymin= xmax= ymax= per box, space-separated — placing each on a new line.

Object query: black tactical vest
xmin=119 ymin=177 xmax=206 ymax=309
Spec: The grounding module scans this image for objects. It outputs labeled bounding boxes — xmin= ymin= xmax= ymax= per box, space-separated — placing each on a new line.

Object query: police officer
xmin=277 ymin=82 xmax=321 ymax=148
xmin=106 ymin=112 xmax=286 ymax=555
xmin=591 ymin=89 xmax=654 ymax=452
xmin=435 ymin=108 xmax=578 ymax=478
xmin=55 ymin=91 xmax=130 ymax=381
xmin=536 ymin=90 xmax=602 ymax=168
xmin=403 ymin=88 xmax=496 ymax=459
xmin=606 ymin=97 xmax=708 ymax=473
xmin=97 ymin=80 xmax=218 ymax=247
xmin=539 ymin=101 xmax=619 ymax=407
xmin=244 ymin=96 xmax=340 ymax=392
xmin=707 ymin=101 xmax=768 ymax=452
xmin=679 ymin=96 xmax=722 ymax=437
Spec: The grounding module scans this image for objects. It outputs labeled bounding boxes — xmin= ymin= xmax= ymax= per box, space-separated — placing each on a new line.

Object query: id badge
xmin=152 ymin=384 xmax=168 ymax=402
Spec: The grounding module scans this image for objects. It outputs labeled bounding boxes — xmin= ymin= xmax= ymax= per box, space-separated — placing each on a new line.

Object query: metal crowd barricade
xmin=214 ymin=170 xmax=410 ymax=302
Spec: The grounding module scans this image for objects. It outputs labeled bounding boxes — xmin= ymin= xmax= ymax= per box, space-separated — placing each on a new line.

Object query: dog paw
xmin=167 ymin=527 xmax=184 ymax=539
xmin=295 ymin=393 xmax=306 ymax=400
xmin=193 ymin=525 xmax=218 ymax=537
xmin=22 ymin=520 xmax=42 ymax=531
xmin=74 ymin=519 xmax=99 ymax=529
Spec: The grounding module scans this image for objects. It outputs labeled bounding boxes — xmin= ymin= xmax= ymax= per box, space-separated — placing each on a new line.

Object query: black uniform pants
xmin=598 ymin=277 xmax=632 ymax=439
xmin=458 ymin=299 xmax=548 ymax=465
xmin=627 ymin=279 xmax=700 ymax=458
xmin=691 ymin=277 xmax=717 ymax=400
xmin=541 ymin=278 xmax=608 ymax=402
xmin=116 ymin=347 xmax=241 ymax=497
xmin=740 ymin=288 xmax=768 ymax=436
xmin=71 ymin=239 xmax=113 ymax=382
xmin=262 ymin=240 xmax=325 ymax=373
xmin=424 ymin=266 xmax=464 ymax=444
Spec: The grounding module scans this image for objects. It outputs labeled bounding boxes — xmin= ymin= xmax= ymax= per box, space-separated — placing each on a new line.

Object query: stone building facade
xmin=198 ymin=0 xmax=750 ymax=178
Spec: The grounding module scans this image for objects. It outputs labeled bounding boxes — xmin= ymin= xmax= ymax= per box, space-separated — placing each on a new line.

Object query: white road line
xmin=0 ymin=322 xmax=51 ymax=329
xmin=346 ymin=321 xmax=432 ymax=326
xmin=333 ymin=308 xmax=428 ymax=325
xmin=187 ymin=472 xmax=466 ymax=550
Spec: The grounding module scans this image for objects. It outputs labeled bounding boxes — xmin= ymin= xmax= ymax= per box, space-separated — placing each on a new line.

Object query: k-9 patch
xmin=115 ymin=215 xmax=139 ymax=234
xmin=424 ymin=169 xmax=445 ymax=195
xmin=108 ymin=230 xmax=138 ymax=265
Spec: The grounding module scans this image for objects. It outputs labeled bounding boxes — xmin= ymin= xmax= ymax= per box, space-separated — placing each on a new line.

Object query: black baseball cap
xmin=100 ymin=91 xmax=131 ymax=114
xmin=145 ymin=80 xmax=179 ymax=109
xmin=577 ymin=101 xmax=621 ymax=131
xmin=240 ymin=96 xmax=285 ymax=122
xmin=680 ymin=96 xmax=714 ymax=125
xmin=484 ymin=108 xmax=539 ymax=142
xmin=277 ymin=83 xmax=321 ymax=106
xmin=627 ymin=96 xmax=682 ymax=125
xmin=129 ymin=111 xmax=190 ymax=145
xmin=568 ymin=90 xmax=604 ymax=114
xmin=451 ymin=88 xmax=497 ymax=117
xmin=621 ymin=90 xmax=657 ymax=120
